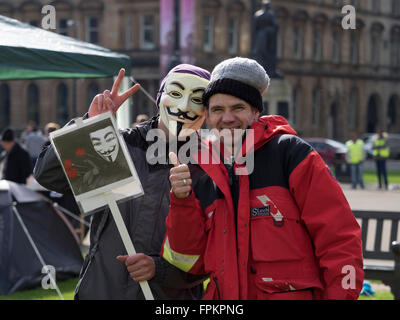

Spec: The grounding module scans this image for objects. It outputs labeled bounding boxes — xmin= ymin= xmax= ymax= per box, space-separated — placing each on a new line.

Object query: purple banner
xmin=180 ymin=0 xmax=195 ymax=65
xmin=160 ymin=0 xmax=175 ymax=77
xmin=160 ymin=0 xmax=195 ymax=76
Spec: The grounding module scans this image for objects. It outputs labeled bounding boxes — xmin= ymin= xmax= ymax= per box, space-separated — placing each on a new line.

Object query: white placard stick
xmin=105 ymin=193 xmax=154 ymax=300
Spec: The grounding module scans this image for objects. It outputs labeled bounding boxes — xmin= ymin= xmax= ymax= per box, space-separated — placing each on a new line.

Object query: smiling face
xmin=206 ymin=93 xmax=260 ymax=145
xmin=159 ymin=72 xmax=209 ymax=137
xmin=89 ymin=126 xmax=119 ymax=162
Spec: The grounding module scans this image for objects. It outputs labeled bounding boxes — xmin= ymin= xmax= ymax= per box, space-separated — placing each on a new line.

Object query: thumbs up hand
xmin=169 ymin=152 xmax=192 ymax=199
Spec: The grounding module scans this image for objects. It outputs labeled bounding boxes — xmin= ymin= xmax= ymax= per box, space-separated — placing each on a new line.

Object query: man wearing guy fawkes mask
xmin=34 ymin=65 xmax=211 ymax=300
xmin=157 ymin=70 xmax=209 ymax=139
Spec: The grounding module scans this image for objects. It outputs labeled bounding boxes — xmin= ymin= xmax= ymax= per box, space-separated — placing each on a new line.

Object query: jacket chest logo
xmin=254 ymin=195 xmax=284 ymax=226
xmin=250 ymin=205 xmax=270 ymax=217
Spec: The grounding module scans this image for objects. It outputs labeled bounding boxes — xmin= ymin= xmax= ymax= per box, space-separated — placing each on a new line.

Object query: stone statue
xmin=252 ymin=0 xmax=280 ymax=78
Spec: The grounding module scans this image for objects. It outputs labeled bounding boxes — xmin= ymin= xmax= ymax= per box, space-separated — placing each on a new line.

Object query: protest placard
xmin=50 ymin=112 xmax=143 ymax=213
xmin=50 ymin=112 xmax=153 ymax=300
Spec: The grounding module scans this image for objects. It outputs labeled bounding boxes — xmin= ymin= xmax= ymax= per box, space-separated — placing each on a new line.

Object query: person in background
xmin=20 ymin=120 xmax=39 ymax=144
xmin=23 ymin=121 xmax=46 ymax=169
xmin=0 ymin=128 xmax=32 ymax=184
xmin=44 ymin=122 xmax=61 ymax=142
xmin=373 ymin=130 xmax=390 ymax=190
xmin=132 ymin=114 xmax=149 ymax=128
xmin=345 ymin=133 xmax=365 ymax=189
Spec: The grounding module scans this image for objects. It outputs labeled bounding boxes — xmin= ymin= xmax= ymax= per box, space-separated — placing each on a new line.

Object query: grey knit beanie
xmin=203 ymin=57 xmax=270 ymax=112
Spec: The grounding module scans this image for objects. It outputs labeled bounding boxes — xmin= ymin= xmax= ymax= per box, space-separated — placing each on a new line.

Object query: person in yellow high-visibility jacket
xmin=345 ymin=133 xmax=365 ymax=189
xmin=373 ymin=130 xmax=390 ymax=190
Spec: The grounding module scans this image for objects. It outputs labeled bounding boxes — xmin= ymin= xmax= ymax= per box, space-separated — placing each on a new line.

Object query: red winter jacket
xmin=162 ymin=116 xmax=364 ymax=300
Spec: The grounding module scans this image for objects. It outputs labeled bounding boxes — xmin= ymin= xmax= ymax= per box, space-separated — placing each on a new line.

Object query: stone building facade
xmin=0 ymin=0 xmax=161 ymax=132
xmin=0 ymin=0 xmax=399 ymax=142
xmin=271 ymin=0 xmax=400 ymax=141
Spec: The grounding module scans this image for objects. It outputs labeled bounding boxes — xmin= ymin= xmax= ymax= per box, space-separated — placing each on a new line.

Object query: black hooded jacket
xmin=33 ymin=116 xmax=204 ymax=300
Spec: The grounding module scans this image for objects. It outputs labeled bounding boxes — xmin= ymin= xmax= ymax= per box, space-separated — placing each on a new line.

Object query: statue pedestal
xmin=262 ymin=78 xmax=292 ymax=122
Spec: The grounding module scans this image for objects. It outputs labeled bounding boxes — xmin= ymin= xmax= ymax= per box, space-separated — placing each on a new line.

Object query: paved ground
xmin=336 ymin=159 xmax=400 ymax=212
xmin=362 ymin=159 xmax=400 ymax=171
xmin=341 ymin=183 xmax=400 ymax=212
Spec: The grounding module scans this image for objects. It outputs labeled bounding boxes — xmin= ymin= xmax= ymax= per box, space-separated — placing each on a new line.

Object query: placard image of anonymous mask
xmin=159 ymin=72 xmax=209 ymax=138
xmin=51 ymin=116 xmax=134 ymax=196
xmin=89 ymin=126 xmax=120 ymax=162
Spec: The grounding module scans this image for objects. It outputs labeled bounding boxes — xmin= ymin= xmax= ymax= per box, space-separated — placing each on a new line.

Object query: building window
xmin=0 ymin=84 xmax=10 ymax=132
xmin=293 ymin=27 xmax=303 ymax=59
xmin=312 ymin=88 xmax=320 ymax=126
xmin=86 ymin=17 xmax=99 ymax=44
xmin=87 ymin=82 xmax=99 ymax=108
xmin=350 ymin=33 xmax=359 ymax=64
xmin=370 ymin=33 xmax=380 ymax=66
xmin=313 ymin=28 xmax=322 ymax=61
xmin=58 ymin=18 xmax=68 ymax=36
xmin=350 ymin=0 xmax=359 ymax=8
xmin=140 ymin=15 xmax=155 ymax=50
xmin=348 ymin=89 xmax=357 ymax=128
xmin=387 ymin=96 xmax=398 ymax=128
xmin=203 ymin=15 xmax=214 ymax=52
xmin=27 ymin=84 xmax=39 ymax=125
xmin=292 ymin=87 xmax=299 ymax=125
xmin=228 ymin=18 xmax=238 ymax=54
xmin=393 ymin=0 xmax=400 ymax=16
xmin=56 ymin=83 xmax=69 ymax=126
xmin=125 ymin=15 xmax=133 ymax=49
xmin=371 ymin=0 xmax=380 ymax=12
xmin=332 ymin=31 xmax=340 ymax=63
xmin=277 ymin=102 xmax=289 ymax=120
xmin=391 ymin=29 xmax=400 ymax=68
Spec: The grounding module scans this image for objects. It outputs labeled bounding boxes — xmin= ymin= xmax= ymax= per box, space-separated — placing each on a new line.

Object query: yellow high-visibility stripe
xmin=203 ymin=277 xmax=210 ymax=291
xmin=162 ymin=237 xmax=200 ymax=272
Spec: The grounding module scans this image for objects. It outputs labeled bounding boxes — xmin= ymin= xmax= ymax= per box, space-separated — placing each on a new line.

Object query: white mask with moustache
xmin=159 ymin=73 xmax=209 ymax=138
xmin=89 ymin=126 xmax=119 ymax=162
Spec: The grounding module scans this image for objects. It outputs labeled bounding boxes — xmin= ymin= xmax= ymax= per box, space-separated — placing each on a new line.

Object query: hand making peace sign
xmin=88 ymin=68 xmax=141 ymax=118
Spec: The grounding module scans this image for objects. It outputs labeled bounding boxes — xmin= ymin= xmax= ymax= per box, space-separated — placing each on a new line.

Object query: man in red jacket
xmin=162 ymin=57 xmax=364 ymax=300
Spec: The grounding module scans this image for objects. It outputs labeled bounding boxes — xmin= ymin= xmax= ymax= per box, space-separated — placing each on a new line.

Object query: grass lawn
xmin=0 ymin=278 xmax=78 ymax=300
xmin=358 ymin=291 xmax=394 ymax=300
xmin=363 ymin=170 xmax=400 ymax=184
xmin=358 ymin=280 xmax=394 ymax=300
xmin=0 ymin=277 xmax=394 ymax=300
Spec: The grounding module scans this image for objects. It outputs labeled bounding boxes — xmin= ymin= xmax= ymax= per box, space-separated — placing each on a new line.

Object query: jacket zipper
xmin=212 ymin=276 xmax=221 ymax=300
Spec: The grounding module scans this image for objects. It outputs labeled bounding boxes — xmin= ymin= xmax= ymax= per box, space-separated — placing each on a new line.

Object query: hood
xmin=243 ymin=115 xmax=297 ymax=156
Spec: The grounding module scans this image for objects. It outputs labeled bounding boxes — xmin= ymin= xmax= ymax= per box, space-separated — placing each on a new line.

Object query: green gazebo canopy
xmin=0 ymin=15 xmax=131 ymax=80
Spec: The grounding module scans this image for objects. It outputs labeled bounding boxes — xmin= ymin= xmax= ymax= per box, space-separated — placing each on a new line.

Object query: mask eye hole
xmin=169 ymin=91 xmax=182 ymax=98
xmin=191 ymin=97 xmax=203 ymax=104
